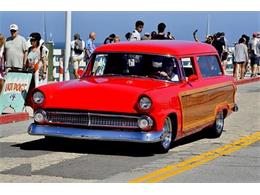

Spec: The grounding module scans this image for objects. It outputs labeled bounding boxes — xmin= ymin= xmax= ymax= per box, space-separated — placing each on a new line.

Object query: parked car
xmin=28 ymin=40 xmax=238 ymax=153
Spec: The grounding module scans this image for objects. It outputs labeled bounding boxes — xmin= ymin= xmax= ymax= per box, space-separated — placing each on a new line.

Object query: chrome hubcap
xmin=161 ymin=117 xmax=172 ymax=149
xmin=216 ymin=112 xmax=224 ymax=133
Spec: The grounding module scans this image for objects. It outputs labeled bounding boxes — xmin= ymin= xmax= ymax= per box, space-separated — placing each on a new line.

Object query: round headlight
xmin=138 ymin=116 xmax=153 ymax=130
xmin=34 ymin=110 xmax=46 ymax=123
xmin=33 ymin=91 xmax=45 ymax=104
xmin=139 ymin=96 xmax=152 ymax=110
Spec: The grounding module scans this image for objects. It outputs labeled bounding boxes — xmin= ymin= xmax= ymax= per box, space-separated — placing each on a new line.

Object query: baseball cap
xmin=253 ymin=32 xmax=257 ymax=37
xmin=10 ymin=24 xmax=18 ymax=31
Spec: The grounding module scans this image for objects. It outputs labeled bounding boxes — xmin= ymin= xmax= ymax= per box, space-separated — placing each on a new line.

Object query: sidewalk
xmin=0 ymin=107 xmax=32 ymax=125
xmin=225 ymin=68 xmax=260 ymax=85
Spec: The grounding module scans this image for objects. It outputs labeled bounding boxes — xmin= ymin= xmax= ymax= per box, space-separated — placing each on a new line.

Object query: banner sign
xmin=0 ymin=71 xmax=33 ymax=114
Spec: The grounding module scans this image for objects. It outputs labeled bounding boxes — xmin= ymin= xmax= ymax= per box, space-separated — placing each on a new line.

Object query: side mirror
xmin=187 ymin=74 xmax=198 ymax=82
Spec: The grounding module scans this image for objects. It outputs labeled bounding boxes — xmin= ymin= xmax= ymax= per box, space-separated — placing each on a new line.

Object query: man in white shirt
xmin=4 ymin=24 xmax=28 ymax=71
xmin=130 ymin=20 xmax=144 ymax=41
xmin=71 ymin=33 xmax=85 ymax=79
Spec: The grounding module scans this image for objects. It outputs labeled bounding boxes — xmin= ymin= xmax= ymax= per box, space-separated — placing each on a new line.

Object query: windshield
xmin=89 ymin=53 xmax=180 ymax=82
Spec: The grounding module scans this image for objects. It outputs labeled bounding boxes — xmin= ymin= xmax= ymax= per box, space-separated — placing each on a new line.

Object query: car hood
xmin=37 ymin=76 xmax=171 ymax=113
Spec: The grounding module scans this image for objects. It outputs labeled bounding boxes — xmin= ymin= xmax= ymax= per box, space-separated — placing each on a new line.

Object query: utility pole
xmin=64 ymin=11 xmax=71 ymax=81
xmin=206 ymin=14 xmax=210 ymax=37
xmin=43 ymin=12 xmax=47 ymax=42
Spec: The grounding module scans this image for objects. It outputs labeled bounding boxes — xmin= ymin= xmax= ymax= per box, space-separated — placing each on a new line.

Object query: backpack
xmin=74 ymin=39 xmax=83 ymax=55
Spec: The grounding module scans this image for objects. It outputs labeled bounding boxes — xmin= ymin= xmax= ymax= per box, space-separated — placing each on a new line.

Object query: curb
xmin=235 ymin=77 xmax=260 ymax=85
xmin=0 ymin=112 xmax=29 ymax=125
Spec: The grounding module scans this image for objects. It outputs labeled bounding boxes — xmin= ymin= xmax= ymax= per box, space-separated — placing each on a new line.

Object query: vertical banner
xmin=0 ymin=71 xmax=33 ymax=114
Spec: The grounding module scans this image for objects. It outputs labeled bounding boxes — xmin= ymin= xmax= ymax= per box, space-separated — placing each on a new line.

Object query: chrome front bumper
xmin=28 ymin=123 xmax=164 ymax=143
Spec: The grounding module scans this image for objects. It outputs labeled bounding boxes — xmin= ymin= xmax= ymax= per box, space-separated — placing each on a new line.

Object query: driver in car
xmin=151 ymin=57 xmax=179 ymax=81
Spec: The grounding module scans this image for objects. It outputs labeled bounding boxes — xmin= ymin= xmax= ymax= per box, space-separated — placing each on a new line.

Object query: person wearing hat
xmin=26 ymin=32 xmax=49 ymax=87
xmin=4 ymin=24 xmax=28 ymax=72
xmin=70 ymin=33 xmax=85 ymax=79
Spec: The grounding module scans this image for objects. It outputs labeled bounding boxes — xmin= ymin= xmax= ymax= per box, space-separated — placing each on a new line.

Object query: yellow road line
xmin=129 ymin=131 xmax=260 ymax=183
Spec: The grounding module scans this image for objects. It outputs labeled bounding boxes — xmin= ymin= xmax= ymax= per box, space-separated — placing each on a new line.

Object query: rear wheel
xmin=155 ymin=117 xmax=173 ymax=153
xmin=208 ymin=111 xmax=224 ymax=138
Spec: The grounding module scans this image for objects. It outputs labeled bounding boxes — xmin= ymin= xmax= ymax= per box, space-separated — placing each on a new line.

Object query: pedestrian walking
xmin=212 ymin=32 xmax=226 ymax=58
xmin=141 ymin=33 xmax=151 ymax=40
xmin=0 ymin=33 xmax=5 ymax=93
xmin=151 ymin=31 xmax=157 ymax=40
xmin=233 ymin=37 xmax=249 ymax=80
xmin=103 ymin=34 xmax=116 ymax=44
xmin=86 ymin=32 xmax=96 ymax=58
xmin=4 ymin=24 xmax=28 ymax=72
xmin=248 ymin=32 xmax=260 ymax=77
xmin=167 ymin=32 xmax=175 ymax=40
xmin=241 ymin=34 xmax=250 ymax=76
xmin=71 ymin=33 xmax=85 ymax=79
xmin=26 ymin=32 xmax=48 ymax=87
xmin=152 ymin=22 xmax=172 ymax=40
xmin=192 ymin=29 xmax=213 ymax=44
xmin=130 ymin=20 xmax=144 ymax=41
xmin=125 ymin=32 xmax=132 ymax=41
xmin=114 ymin=35 xmax=120 ymax=43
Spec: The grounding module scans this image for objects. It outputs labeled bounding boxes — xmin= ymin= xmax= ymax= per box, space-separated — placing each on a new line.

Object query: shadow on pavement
xmin=172 ymin=129 xmax=226 ymax=148
xmin=13 ymin=128 xmax=224 ymax=157
xmin=13 ymin=137 xmax=156 ymax=157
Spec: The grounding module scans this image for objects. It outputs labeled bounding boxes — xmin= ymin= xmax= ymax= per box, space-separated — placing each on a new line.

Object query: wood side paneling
xmin=180 ymin=83 xmax=235 ymax=133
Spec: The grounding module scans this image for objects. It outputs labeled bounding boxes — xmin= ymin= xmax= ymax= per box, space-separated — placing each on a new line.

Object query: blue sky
xmin=0 ymin=11 xmax=259 ymax=47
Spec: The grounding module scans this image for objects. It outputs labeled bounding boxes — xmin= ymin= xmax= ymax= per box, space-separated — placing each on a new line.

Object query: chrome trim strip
xmin=28 ymin=124 xmax=163 ymax=143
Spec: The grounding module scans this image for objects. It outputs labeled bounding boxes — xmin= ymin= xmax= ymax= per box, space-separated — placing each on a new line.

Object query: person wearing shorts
xmin=233 ymin=37 xmax=249 ymax=80
xmin=249 ymin=33 xmax=260 ymax=77
xmin=71 ymin=33 xmax=85 ymax=79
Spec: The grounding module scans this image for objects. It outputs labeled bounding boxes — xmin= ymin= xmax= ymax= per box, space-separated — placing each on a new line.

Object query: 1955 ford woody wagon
xmin=28 ymin=40 xmax=238 ymax=153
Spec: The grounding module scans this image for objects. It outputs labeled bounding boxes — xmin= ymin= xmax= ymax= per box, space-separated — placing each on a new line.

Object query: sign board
xmin=0 ymin=71 xmax=33 ymax=114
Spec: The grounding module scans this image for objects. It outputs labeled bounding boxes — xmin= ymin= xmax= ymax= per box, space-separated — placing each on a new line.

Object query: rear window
xmin=197 ymin=55 xmax=222 ymax=77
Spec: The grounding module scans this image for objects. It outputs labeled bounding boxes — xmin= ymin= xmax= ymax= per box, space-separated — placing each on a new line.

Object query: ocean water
xmin=53 ymin=42 xmax=102 ymax=49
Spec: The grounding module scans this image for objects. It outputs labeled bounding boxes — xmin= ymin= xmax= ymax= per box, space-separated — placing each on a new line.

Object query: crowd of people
xmin=0 ymin=20 xmax=260 ymax=90
xmin=70 ymin=20 xmax=175 ymax=78
xmin=0 ymin=24 xmax=49 ymax=89
xmin=193 ymin=30 xmax=260 ymax=80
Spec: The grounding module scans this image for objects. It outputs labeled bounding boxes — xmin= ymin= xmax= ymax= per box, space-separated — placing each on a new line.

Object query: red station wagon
xmin=28 ymin=40 xmax=238 ymax=153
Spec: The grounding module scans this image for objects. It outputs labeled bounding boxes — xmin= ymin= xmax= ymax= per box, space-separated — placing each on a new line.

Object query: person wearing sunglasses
xmin=4 ymin=24 xmax=28 ymax=72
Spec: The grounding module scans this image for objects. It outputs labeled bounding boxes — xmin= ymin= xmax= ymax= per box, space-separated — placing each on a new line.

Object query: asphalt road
xmin=0 ymin=81 xmax=259 ymax=183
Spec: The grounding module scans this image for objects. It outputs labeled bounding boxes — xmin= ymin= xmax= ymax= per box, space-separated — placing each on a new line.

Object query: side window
xmin=180 ymin=57 xmax=196 ymax=77
xmin=197 ymin=55 xmax=222 ymax=78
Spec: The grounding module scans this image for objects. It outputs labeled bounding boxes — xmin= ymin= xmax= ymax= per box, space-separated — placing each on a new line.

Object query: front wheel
xmin=208 ymin=111 xmax=224 ymax=138
xmin=155 ymin=117 xmax=173 ymax=153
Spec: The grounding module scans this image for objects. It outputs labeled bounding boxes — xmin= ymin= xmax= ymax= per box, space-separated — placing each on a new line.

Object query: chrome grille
xmin=45 ymin=111 xmax=139 ymax=129
xmin=47 ymin=112 xmax=89 ymax=125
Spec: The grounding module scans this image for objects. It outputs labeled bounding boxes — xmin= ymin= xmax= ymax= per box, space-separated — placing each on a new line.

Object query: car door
xmin=178 ymin=57 xmax=211 ymax=134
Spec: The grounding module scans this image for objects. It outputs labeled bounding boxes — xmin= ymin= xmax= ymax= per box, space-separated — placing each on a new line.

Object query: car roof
xmin=94 ymin=40 xmax=217 ymax=56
